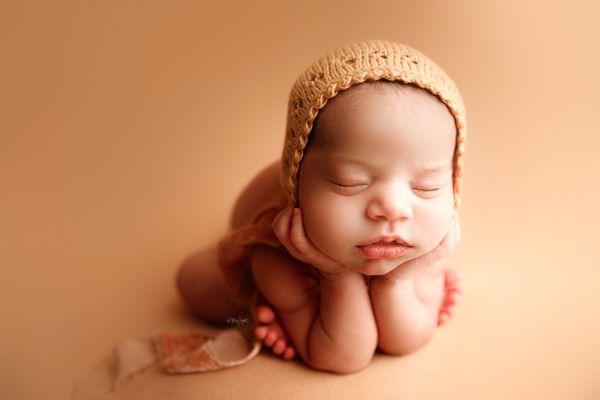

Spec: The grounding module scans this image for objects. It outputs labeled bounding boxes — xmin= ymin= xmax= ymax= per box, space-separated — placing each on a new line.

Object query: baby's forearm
xmin=250 ymin=247 xmax=376 ymax=373
xmin=369 ymin=275 xmax=438 ymax=355
xmin=307 ymin=270 xmax=378 ymax=373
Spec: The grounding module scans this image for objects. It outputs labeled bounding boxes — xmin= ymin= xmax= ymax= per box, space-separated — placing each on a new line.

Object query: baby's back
xmin=229 ymin=158 xmax=286 ymax=231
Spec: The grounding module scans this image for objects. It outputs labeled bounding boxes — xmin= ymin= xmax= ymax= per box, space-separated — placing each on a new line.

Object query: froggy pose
xmin=176 ymin=40 xmax=467 ymax=374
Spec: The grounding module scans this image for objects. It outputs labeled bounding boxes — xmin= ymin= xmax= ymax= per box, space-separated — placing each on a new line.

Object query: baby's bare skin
xmin=253 ymin=264 xmax=462 ymax=358
xmin=250 ymin=81 xmax=464 ymax=368
xmin=177 ymin=81 xmax=464 ymax=374
xmin=251 ymin=244 xmax=377 ymax=372
xmin=251 ymin=204 xmax=461 ymax=371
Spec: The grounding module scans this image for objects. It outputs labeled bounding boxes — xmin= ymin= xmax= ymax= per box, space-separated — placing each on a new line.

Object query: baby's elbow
xmin=377 ymin=325 xmax=435 ymax=356
xmin=379 ymin=338 xmax=428 ymax=357
xmin=307 ymin=341 xmax=376 ymax=375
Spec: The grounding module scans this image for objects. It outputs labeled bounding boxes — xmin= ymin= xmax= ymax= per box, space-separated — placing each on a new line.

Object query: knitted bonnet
xmin=280 ymin=39 xmax=467 ymax=209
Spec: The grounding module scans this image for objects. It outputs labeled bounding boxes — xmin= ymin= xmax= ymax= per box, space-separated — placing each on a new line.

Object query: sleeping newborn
xmin=176 ymin=40 xmax=466 ymax=374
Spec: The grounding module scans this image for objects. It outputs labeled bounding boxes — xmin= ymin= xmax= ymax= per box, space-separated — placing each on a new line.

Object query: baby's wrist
xmin=372 ymin=269 xmax=415 ymax=288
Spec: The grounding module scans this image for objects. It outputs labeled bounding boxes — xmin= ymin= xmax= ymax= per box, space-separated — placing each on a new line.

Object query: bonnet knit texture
xmin=281 ymin=39 xmax=467 ymax=208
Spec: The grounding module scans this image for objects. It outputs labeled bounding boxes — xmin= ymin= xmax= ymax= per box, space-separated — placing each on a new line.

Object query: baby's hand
xmin=383 ymin=210 xmax=462 ymax=282
xmin=272 ymin=206 xmax=347 ymax=275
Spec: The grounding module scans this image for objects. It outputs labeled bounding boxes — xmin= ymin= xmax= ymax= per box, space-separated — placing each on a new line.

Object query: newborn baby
xmin=177 ymin=40 xmax=466 ymax=374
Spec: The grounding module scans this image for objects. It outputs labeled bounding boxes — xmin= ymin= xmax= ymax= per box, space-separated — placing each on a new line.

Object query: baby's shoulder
xmin=229 ymin=158 xmax=285 ymax=230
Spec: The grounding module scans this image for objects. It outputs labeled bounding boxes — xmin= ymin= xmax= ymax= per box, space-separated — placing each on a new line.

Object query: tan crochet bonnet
xmin=280 ymin=39 xmax=467 ymax=208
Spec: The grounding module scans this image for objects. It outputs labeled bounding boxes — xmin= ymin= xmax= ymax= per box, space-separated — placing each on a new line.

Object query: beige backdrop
xmin=1 ymin=1 xmax=599 ymax=399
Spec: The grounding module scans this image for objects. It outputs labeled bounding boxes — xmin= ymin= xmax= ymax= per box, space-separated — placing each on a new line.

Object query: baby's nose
xmin=366 ymin=186 xmax=413 ymax=221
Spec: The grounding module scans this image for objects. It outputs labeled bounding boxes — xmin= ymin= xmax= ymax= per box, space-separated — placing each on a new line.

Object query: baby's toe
xmin=273 ymin=338 xmax=286 ymax=355
xmin=254 ymin=326 xmax=268 ymax=340
xmin=283 ymin=347 xmax=296 ymax=360
xmin=256 ymin=305 xmax=276 ymax=324
xmin=265 ymin=330 xmax=279 ymax=346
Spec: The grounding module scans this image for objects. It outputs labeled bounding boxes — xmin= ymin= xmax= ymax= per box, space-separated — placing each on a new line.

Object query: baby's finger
xmin=272 ymin=207 xmax=306 ymax=261
xmin=271 ymin=209 xmax=285 ymax=232
xmin=289 ymin=208 xmax=313 ymax=255
xmin=428 ymin=234 xmax=451 ymax=262
xmin=436 ymin=216 xmax=460 ymax=256
xmin=272 ymin=207 xmax=291 ymax=237
xmin=289 ymin=208 xmax=325 ymax=265
xmin=289 ymin=208 xmax=340 ymax=271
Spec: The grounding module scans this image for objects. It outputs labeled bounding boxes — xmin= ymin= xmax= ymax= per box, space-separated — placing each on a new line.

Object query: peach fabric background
xmin=1 ymin=1 xmax=599 ymax=399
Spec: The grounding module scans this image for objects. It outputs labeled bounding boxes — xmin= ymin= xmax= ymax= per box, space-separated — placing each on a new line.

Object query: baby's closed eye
xmin=412 ymin=184 xmax=443 ymax=192
xmin=411 ymin=181 xmax=451 ymax=198
xmin=326 ymin=176 xmax=450 ymax=199
xmin=328 ymin=179 xmax=368 ymax=188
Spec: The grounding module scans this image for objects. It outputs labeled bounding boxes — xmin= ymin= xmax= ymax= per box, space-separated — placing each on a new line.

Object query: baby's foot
xmin=438 ymin=269 xmax=463 ymax=326
xmin=253 ymin=302 xmax=296 ymax=360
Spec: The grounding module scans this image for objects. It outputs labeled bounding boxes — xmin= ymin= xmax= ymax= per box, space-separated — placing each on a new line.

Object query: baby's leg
xmin=176 ymin=245 xmax=250 ymax=326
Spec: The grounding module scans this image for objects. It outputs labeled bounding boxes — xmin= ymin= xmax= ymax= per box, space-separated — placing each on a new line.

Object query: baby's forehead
xmin=309 ymin=81 xmax=455 ymax=150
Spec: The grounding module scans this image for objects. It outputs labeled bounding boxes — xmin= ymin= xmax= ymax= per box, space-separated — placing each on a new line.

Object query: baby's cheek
xmin=302 ymin=195 xmax=354 ymax=252
xmin=305 ymin=198 xmax=337 ymax=232
xmin=415 ymin=199 xmax=454 ymax=250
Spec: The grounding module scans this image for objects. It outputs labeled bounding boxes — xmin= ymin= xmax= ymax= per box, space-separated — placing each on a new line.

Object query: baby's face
xmin=297 ymin=82 xmax=457 ymax=276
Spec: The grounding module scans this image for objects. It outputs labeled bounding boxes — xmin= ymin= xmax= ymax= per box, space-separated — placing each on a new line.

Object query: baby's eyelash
xmin=328 ymin=177 xmax=447 ymax=194
xmin=333 ymin=182 xmax=368 ymax=188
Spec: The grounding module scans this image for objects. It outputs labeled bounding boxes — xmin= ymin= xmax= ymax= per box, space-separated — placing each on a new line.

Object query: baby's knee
xmin=175 ymin=252 xmax=206 ymax=311
xmin=176 ymin=251 xmax=207 ymax=297
xmin=175 ymin=248 xmax=245 ymax=322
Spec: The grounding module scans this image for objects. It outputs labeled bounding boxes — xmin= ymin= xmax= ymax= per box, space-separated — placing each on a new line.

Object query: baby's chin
xmin=350 ymin=256 xmax=413 ymax=276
